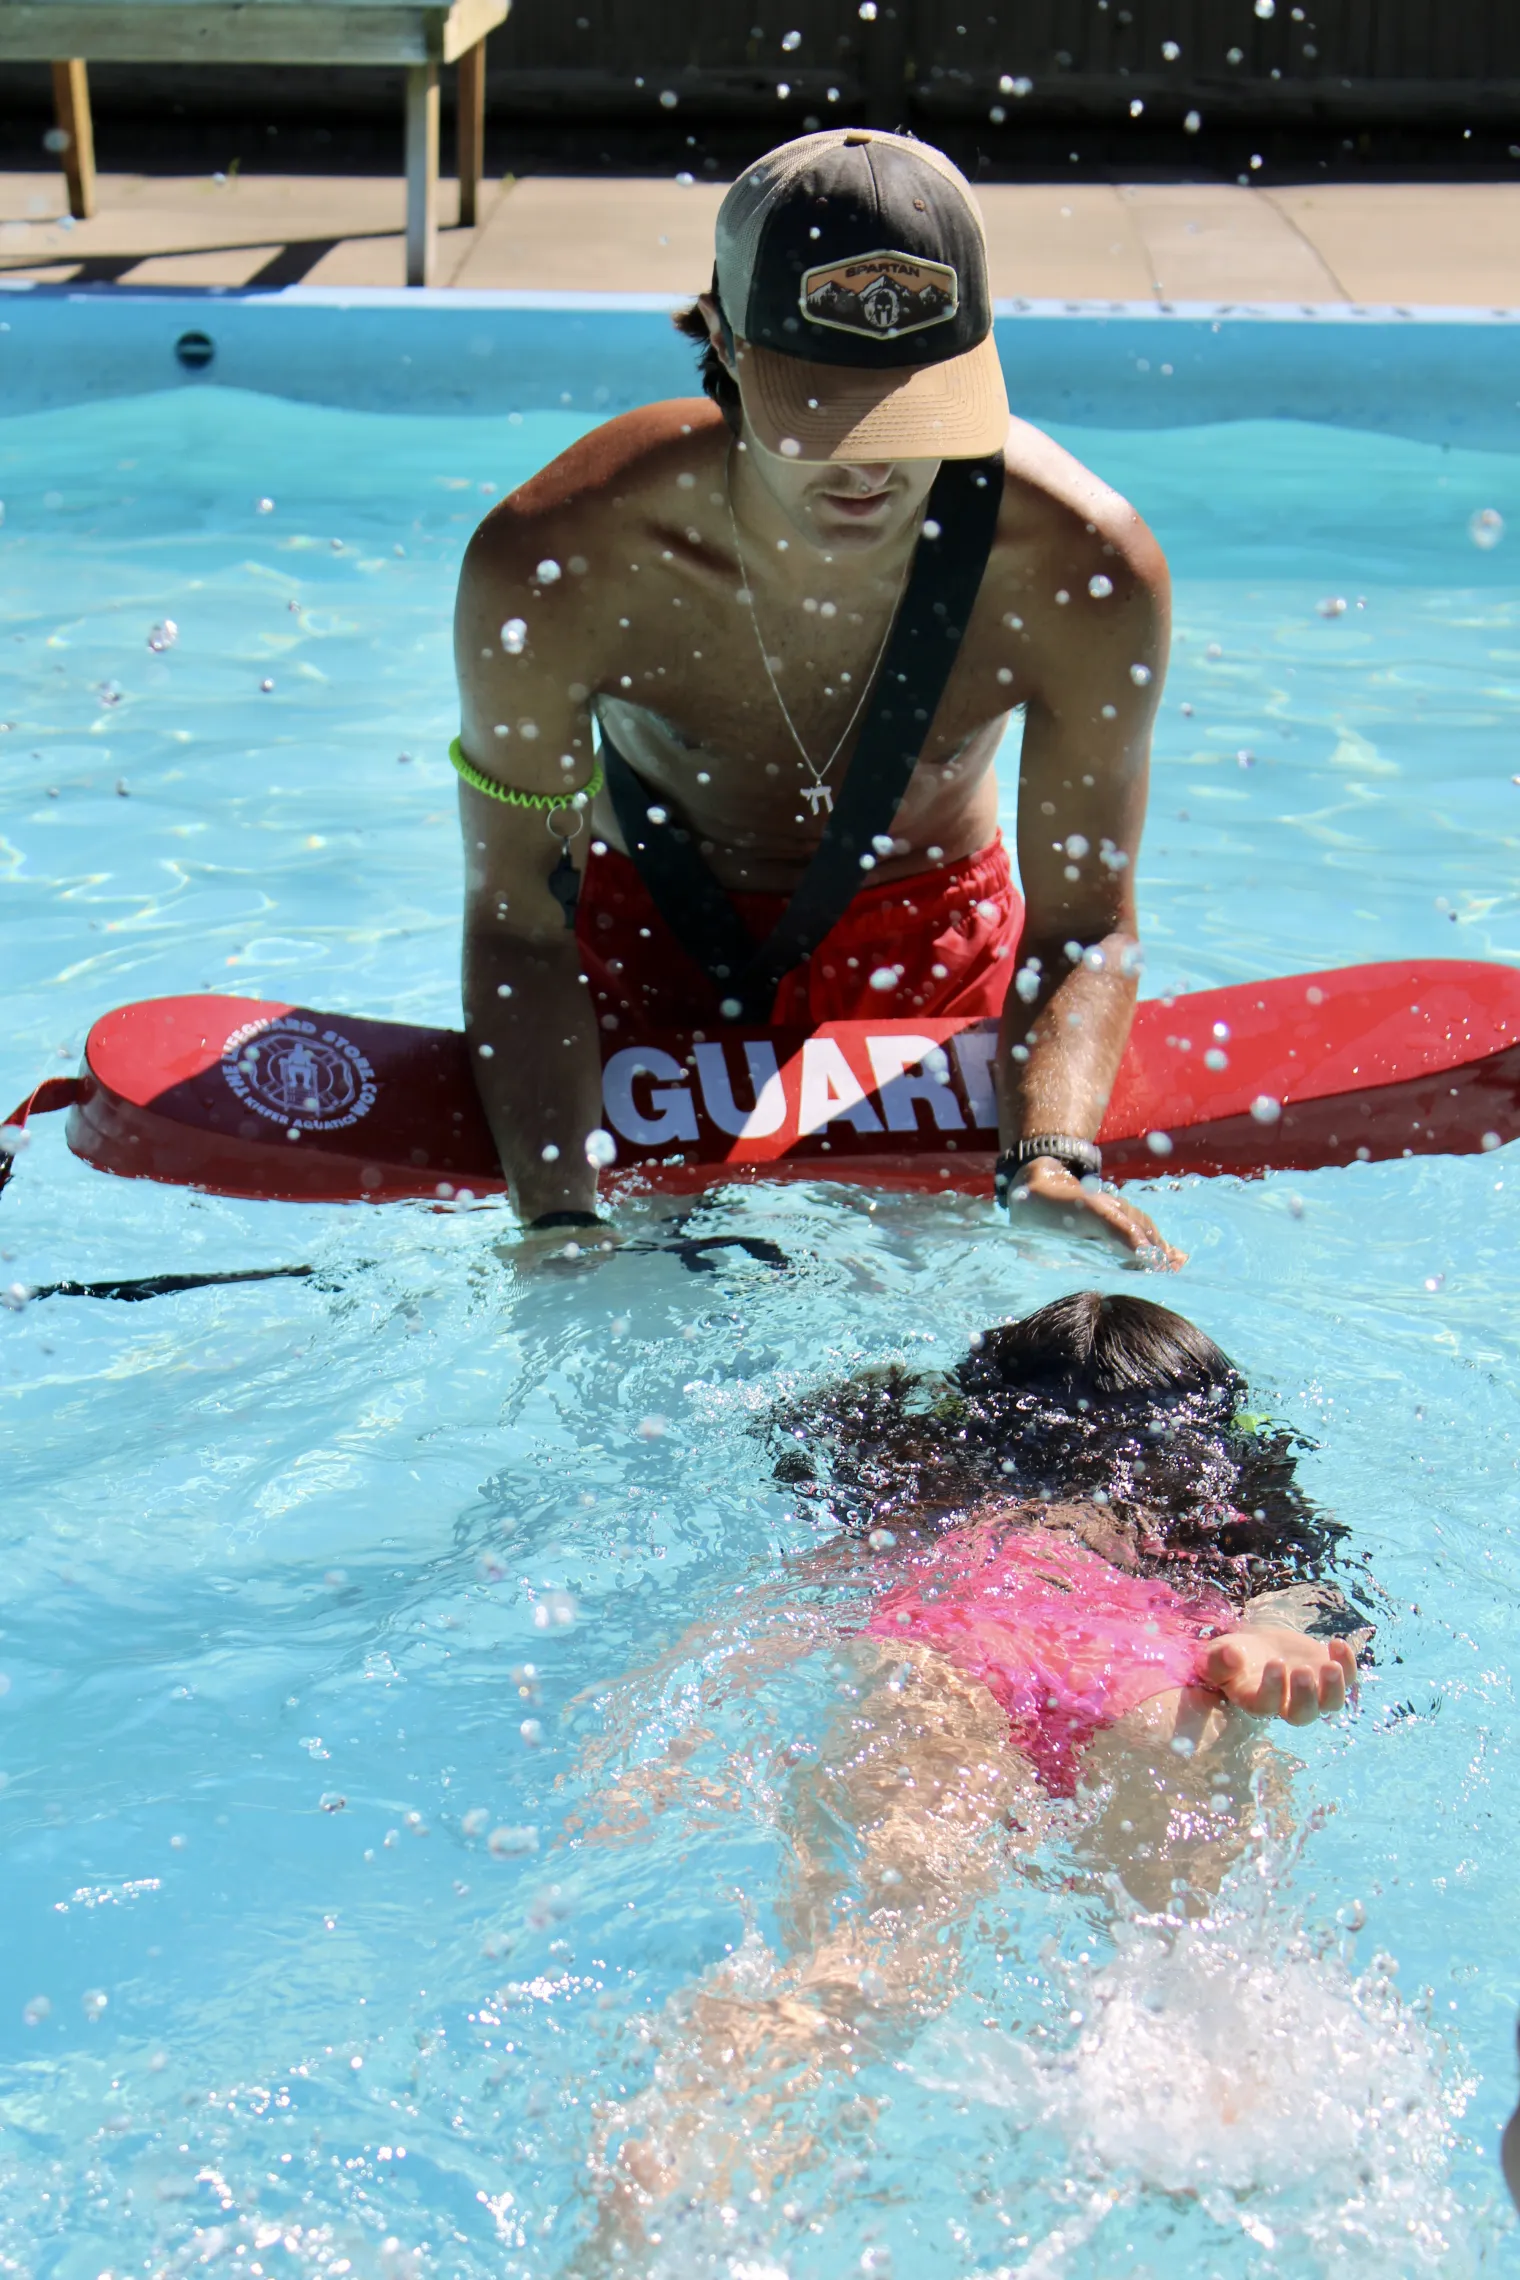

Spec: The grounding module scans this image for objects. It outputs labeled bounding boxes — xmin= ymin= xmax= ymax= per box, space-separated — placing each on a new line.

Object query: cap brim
xmin=736 ymin=332 xmax=1009 ymax=463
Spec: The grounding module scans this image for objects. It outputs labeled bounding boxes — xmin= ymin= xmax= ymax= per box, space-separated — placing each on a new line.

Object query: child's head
xmin=949 ymin=1291 xmax=1338 ymax=1590
xmin=956 ymin=1290 xmax=1241 ymax=1408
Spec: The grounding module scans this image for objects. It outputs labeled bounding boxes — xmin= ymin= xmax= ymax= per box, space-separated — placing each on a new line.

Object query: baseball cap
xmin=713 ymin=127 xmax=1008 ymax=464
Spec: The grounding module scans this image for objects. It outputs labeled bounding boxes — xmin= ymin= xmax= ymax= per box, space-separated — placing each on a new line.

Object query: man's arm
xmin=994 ymin=465 xmax=1178 ymax=1263
xmin=454 ymin=512 xmax=605 ymax=1225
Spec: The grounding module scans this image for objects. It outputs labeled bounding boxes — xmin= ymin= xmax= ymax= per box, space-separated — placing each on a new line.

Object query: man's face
xmin=700 ymin=294 xmax=939 ymax=555
xmin=740 ymin=425 xmax=940 ymax=555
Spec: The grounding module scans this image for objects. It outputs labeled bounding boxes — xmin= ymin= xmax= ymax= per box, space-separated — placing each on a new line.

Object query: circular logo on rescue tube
xmin=221 ymin=1018 xmax=378 ymax=1132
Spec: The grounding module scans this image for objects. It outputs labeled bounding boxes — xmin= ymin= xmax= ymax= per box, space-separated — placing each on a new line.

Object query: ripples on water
xmin=0 ymin=391 xmax=1517 ymax=2273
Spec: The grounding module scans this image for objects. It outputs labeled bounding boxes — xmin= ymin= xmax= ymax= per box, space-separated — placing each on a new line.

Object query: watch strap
xmin=995 ymin=1134 xmax=1103 ymax=1206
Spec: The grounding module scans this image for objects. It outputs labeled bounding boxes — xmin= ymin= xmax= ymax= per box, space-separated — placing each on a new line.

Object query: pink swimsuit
xmin=867 ymin=1524 xmax=1235 ymax=1796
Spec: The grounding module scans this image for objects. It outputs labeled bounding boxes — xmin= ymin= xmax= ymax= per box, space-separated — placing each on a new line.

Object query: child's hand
xmin=1201 ymin=1626 xmax=1357 ymax=1725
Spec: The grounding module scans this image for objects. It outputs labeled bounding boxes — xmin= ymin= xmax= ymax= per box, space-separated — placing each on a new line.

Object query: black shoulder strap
xmin=600 ymin=449 xmax=1004 ymax=1019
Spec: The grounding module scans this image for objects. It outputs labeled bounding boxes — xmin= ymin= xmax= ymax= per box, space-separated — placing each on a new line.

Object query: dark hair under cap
xmin=958 ymin=1290 xmax=1242 ymax=1406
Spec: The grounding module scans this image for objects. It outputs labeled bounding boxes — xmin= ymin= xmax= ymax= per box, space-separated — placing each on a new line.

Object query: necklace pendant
xmin=802 ymin=782 xmax=834 ymax=815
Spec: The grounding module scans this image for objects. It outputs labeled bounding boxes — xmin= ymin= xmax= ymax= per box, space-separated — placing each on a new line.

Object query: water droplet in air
xmin=1255 ymin=0 xmax=1275 ymax=16
xmin=1469 ymin=507 xmax=1504 ymax=550
xmin=1129 ymin=97 xmax=1145 ymax=116
xmin=1162 ymin=39 xmax=1181 ymax=58
xmin=779 ymin=437 xmax=802 ymax=458
xmin=859 ymin=2 xmax=877 ymax=17
xmin=255 ymin=496 xmax=275 ymax=514
xmin=500 ymin=618 xmax=528 ymax=654
xmin=1088 ymin=573 xmax=1113 ymax=599
xmin=1250 ymin=1094 xmax=1282 ymax=1123
xmin=675 ymin=170 xmax=695 ymax=186
xmin=1146 ymin=1130 xmax=1173 ymax=1157
xmin=1184 ymin=108 xmax=1203 ymax=133
xmin=22 ymin=1996 xmax=50 ymax=2027
xmin=781 ymin=26 xmax=802 ymax=47
xmin=659 ymin=88 xmax=678 ymax=107
xmin=488 ymin=1824 xmax=539 ymax=1857
xmin=147 ymin=619 xmax=178 ymax=652
xmin=536 ymin=558 xmax=562 ymax=583
xmin=519 ymin=1718 xmax=544 ymax=1747
xmin=534 ymin=1589 xmax=577 ymax=1630
xmin=1317 ymin=595 xmax=1348 ymax=617
xmin=1129 ymin=662 xmax=1152 ymax=684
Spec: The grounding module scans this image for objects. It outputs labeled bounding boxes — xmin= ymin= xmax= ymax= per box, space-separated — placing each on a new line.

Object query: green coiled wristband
xmin=449 ymin=736 xmax=604 ymax=811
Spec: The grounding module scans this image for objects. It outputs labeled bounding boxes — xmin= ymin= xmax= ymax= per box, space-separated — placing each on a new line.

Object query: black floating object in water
xmin=646 ymin=1234 xmax=790 ymax=1275
xmin=20 ymin=1265 xmax=314 ymax=1306
xmin=175 ymin=329 xmax=215 ymax=371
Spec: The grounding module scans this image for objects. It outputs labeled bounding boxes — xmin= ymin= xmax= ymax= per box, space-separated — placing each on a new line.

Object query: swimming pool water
xmin=1 ymin=380 xmax=1519 ymax=2276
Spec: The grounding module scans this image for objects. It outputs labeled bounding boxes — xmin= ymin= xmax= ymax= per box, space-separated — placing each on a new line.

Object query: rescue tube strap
xmin=600 ymin=450 xmax=1005 ymax=1022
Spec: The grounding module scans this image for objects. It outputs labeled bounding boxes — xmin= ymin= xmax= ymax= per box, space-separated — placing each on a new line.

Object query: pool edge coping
xmin=2 ymin=282 xmax=1520 ymax=324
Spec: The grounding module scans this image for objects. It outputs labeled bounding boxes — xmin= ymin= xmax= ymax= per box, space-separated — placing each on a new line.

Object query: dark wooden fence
xmin=485 ymin=0 xmax=1520 ymax=124
xmin=11 ymin=0 xmax=1518 ymax=132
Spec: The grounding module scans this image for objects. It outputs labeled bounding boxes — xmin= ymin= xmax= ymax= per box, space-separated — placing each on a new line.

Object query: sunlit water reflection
xmin=1 ymin=389 xmax=1517 ymax=2273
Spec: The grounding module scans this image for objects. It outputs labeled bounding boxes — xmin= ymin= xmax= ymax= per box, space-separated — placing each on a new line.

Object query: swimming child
xmin=775 ymin=1286 xmax=1364 ymax=1788
xmin=576 ymin=1293 xmax=1367 ymax=2247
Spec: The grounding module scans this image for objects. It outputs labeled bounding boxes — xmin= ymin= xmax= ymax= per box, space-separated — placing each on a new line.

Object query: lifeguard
xmin=451 ymin=127 xmax=1177 ymax=1260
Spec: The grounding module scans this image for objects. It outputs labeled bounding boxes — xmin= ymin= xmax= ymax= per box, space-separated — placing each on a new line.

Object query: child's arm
xmin=1200 ymin=1625 xmax=1357 ymax=1725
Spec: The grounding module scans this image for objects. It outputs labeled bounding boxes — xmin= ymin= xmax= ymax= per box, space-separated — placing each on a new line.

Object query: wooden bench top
xmin=0 ymin=0 xmax=507 ymax=65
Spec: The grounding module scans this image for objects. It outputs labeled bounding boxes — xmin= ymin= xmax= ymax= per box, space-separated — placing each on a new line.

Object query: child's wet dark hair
xmin=770 ymin=1290 xmax=1348 ymax=1601
xmin=958 ymin=1290 xmax=1240 ymax=1405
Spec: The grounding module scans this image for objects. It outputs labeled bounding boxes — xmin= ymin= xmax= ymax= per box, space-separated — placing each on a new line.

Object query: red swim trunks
xmin=576 ymin=833 xmax=1024 ymax=1032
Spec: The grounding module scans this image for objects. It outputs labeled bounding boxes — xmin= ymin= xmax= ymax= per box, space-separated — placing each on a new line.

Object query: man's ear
xmin=696 ymin=290 xmax=739 ymax=379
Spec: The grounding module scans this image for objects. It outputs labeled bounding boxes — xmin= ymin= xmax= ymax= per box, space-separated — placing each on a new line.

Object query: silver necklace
xmin=725 ymin=454 xmax=908 ymax=817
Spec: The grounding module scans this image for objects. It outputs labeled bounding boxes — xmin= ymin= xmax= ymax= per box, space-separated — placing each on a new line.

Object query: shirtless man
xmin=452 ymin=127 xmax=1178 ymax=1261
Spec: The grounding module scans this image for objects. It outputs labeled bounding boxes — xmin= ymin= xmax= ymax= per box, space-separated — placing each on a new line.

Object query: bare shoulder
xmin=461 ymin=398 xmax=729 ymax=586
xmin=998 ymin=415 xmax=1167 ymax=596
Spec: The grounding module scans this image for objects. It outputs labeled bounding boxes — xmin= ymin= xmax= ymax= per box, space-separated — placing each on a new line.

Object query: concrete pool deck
xmin=1 ymin=171 xmax=1519 ymax=309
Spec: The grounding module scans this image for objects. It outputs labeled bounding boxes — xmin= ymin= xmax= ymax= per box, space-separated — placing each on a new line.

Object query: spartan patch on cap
xmin=799 ymin=248 xmax=960 ymax=341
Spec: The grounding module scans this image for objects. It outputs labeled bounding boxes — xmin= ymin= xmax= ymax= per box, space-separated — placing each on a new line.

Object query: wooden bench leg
xmin=50 ymin=58 xmax=97 ymax=221
xmin=405 ymin=59 xmax=439 ymax=286
xmin=457 ymin=36 xmax=486 ymax=230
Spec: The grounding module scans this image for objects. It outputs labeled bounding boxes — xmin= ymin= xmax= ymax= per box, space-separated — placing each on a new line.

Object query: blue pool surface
xmin=1 ymin=308 xmax=1519 ymax=2274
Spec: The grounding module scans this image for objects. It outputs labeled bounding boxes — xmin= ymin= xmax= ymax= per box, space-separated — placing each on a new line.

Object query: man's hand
xmin=1201 ymin=1626 xmax=1357 ymax=1726
xmin=1007 ymin=1156 xmax=1186 ymax=1269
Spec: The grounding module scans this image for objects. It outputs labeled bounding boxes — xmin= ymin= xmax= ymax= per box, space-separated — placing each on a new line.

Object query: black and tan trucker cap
xmin=713 ymin=127 xmax=1009 ymax=463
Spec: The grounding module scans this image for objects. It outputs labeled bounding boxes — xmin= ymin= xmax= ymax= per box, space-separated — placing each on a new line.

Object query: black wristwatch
xmin=994 ymin=1134 xmax=1103 ymax=1207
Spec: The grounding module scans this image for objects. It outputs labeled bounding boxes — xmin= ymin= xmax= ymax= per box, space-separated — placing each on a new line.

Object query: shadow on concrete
xmin=0 ymin=234 xmax=395 ymax=286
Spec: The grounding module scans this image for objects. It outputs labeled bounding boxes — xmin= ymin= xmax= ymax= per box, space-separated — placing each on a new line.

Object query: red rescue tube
xmin=12 ymin=958 xmax=1515 ymax=1208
